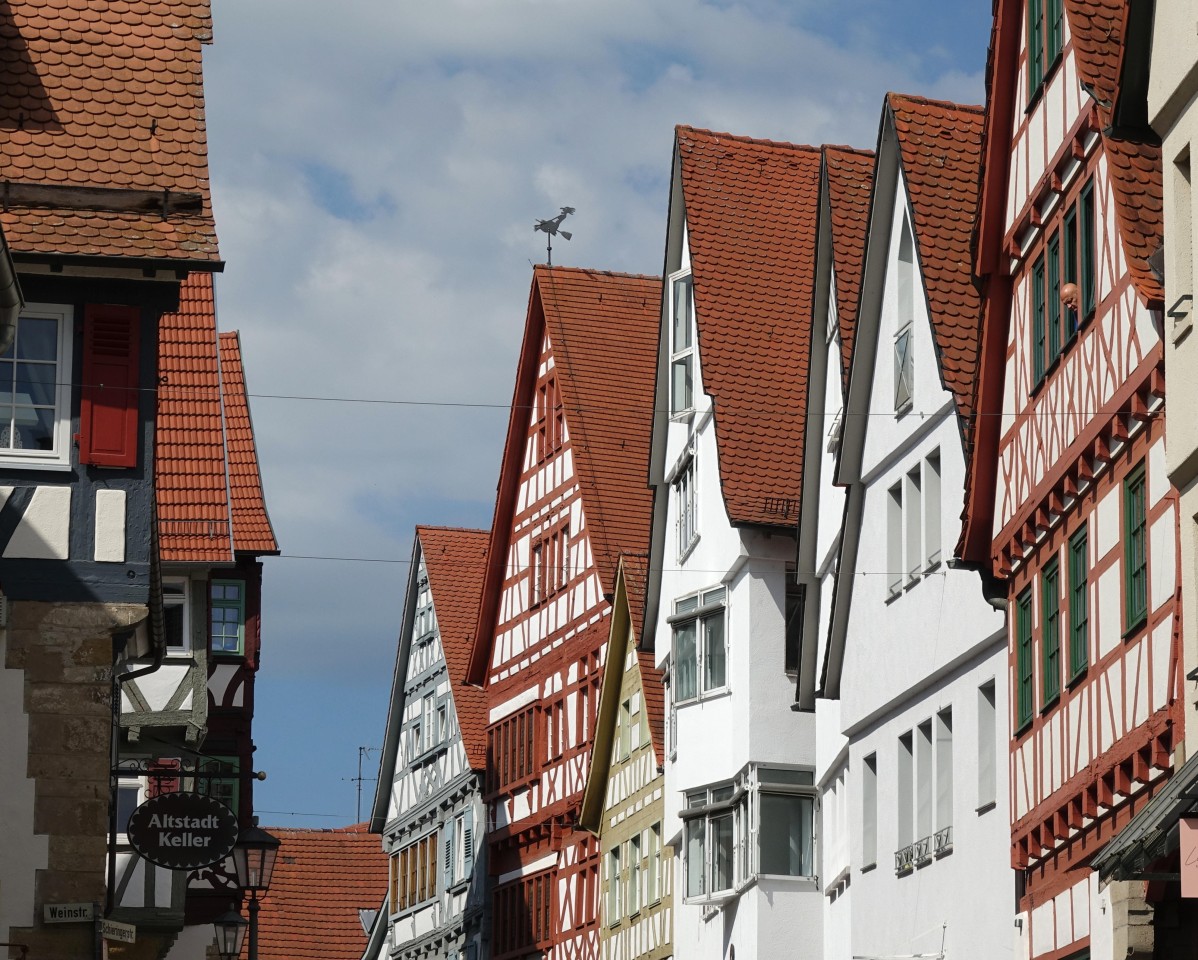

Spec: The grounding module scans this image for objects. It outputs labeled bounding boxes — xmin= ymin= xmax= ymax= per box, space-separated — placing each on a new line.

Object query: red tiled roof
xmin=244 ymin=825 xmax=388 ymax=960
xmin=677 ymin=126 xmax=821 ymax=528
xmin=156 ymin=272 xmax=231 ymax=562
xmin=0 ymin=0 xmax=219 ymax=262
xmin=888 ymin=94 xmax=985 ymax=439
xmin=823 ymin=146 xmax=875 ymax=394
xmin=469 ymin=267 xmax=659 ymax=683
xmin=417 ymin=526 xmax=489 ymax=771
xmin=219 ymin=332 xmax=279 ymax=555
xmin=617 ymin=553 xmax=665 ymax=765
xmin=1065 ymin=0 xmax=1163 ymax=305
xmin=156 ymin=275 xmax=275 ymax=560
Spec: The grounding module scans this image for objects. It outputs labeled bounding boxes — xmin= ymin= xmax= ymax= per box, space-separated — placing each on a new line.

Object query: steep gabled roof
xmin=243 ymin=825 xmax=387 ymax=960
xmin=676 ymin=126 xmax=822 ymax=528
xmin=823 ymin=146 xmax=875 ymax=393
xmin=1065 ymin=0 xmax=1163 ymax=305
xmin=156 ymin=272 xmax=232 ymax=562
xmin=0 ymin=0 xmax=219 ymax=263
xmin=620 ymin=553 xmax=665 ymax=764
xmin=467 ymin=266 xmax=659 ymax=684
xmin=888 ymin=93 xmax=985 ymax=444
xmin=156 ymin=274 xmax=275 ymax=561
xmin=418 ymin=526 xmax=489 ymax=771
xmin=218 ymin=332 xmax=279 ymax=555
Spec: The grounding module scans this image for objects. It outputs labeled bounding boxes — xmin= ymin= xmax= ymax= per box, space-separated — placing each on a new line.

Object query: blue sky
xmin=202 ymin=0 xmax=992 ymax=827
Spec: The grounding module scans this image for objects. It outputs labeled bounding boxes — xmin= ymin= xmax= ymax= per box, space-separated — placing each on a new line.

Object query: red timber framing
xmin=962 ymin=0 xmax=1174 ymax=942
xmin=466 ymin=266 xmax=659 ymax=960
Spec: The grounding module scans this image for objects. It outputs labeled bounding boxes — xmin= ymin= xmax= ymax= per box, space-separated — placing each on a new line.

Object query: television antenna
xmin=534 ymin=206 xmax=574 ymax=266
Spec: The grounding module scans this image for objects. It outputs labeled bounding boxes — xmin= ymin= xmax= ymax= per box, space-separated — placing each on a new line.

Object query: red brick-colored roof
xmin=618 ymin=553 xmax=665 ymax=765
xmin=243 ymin=824 xmax=387 ymax=960
xmin=677 ymin=126 xmax=821 ymax=528
xmin=823 ymin=146 xmax=875 ymax=394
xmin=468 ymin=267 xmax=659 ymax=684
xmin=156 ymin=274 xmax=275 ymax=560
xmin=1065 ymin=0 xmax=1163 ymax=305
xmin=156 ymin=272 xmax=231 ymax=562
xmin=888 ymin=94 xmax=985 ymax=440
xmin=0 ymin=0 xmax=219 ymax=262
xmin=219 ymin=332 xmax=279 ymax=555
xmin=418 ymin=526 xmax=489 ymax=771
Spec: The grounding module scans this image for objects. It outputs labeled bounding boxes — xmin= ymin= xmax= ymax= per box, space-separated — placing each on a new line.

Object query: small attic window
xmin=670 ymin=272 xmax=695 ymax=414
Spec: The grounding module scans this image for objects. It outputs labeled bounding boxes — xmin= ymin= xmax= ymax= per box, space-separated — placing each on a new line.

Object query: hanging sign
xmin=126 ymin=792 xmax=239 ymax=870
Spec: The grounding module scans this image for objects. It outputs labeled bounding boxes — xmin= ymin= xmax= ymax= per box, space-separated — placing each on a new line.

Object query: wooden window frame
xmin=1027 ymin=0 xmax=1065 ymax=104
xmin=1016 ymin=588 xmax=1034 ymax=732
xmin=486 ymin=705 xmax=539 ymax=797
xmin=1041 ymin=559 xmax=1061 ymax=707
xmin=1124 ymin=462 xmax=1148 ymax=633
xmin=1068 ymin=529 xmax=1089 ymax=679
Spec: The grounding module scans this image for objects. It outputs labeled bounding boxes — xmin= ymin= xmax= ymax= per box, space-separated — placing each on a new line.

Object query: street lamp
xmin=231 ymin=823 xmax=280 ymax=960
xmin=212 ymin=910 xmax=247 ymax=960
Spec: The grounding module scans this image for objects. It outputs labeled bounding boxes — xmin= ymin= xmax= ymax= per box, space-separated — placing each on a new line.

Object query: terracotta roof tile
xmin=469 ymin=267 xmax=659 ymax=682
xmin=823 ymin=146 xmax=875 ymax=394
xmin=1065 ymin=0 xmax=1163 ymax=305
xmin=539 ymin=268 xmax=659 ymax=597
xmin=0 ymin=0 xmax=219 ymax=261
xmin=219 ymin=332 xmax=279 ymax=555
xmin=155 ymin=271 xmax=231 ymax=562
xmin=156 ymin=275 xmax=275 ymax=560
xmin=887 ymin=94 xmax=985 ymax=440
xmin=677 ymin=126 xmax=821 ymax=528
xmin=245 ymin=825 xmax=388 ymax=960
xmin=417 ymin=526 xmax=489 ymax=771
xmin=614 ymin=552 xmax=665 ymax=764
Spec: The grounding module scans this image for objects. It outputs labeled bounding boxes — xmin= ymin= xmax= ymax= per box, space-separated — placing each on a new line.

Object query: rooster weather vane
xmin=534 ymin=206 xmax=574 ymax=266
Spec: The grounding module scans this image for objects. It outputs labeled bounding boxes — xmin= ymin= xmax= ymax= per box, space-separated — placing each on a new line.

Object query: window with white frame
xmin=608 ymin=846 xmax=622 ymax=923
xmin=422 ymin=694 xmax=436 ymax=753
xmin=757 ymin=771 xmax=815 ymax=878
xmin=163 ymin=577 xmax=190 ymax=655
xmin=0 ymin=306 xmax=74 ymax=467
xmin=115 ymin=777 xmax=142 ymax=836
xmin=671 ymin=586 xmax=727 ymax=704
xmin=894 ymin=218 xmax=915 ymax=412
xmin=684 ymin=783 xmax=741 ymax=899
xmin=628 ymin=834 xmax=641 ymax=915
xmin=886 ymin=450 xmax=942 ymax=598
xmin=413 ymin=567 xmax=435 ymax=638
xmin=670 ymin=272 xmax=695 ymax=414
xmin=675 ymin=451 xmax=697 ymax=557
xmin=447 ymin=811 xmax=472 ymax=887
xmin=210 ymin=580 xmax=245 ymax=655
xmin=649 ymin=822 xmax=662 ymax=903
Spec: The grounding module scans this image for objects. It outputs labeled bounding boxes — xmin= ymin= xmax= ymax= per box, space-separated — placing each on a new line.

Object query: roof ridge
xmin=414 ymin=524 xmax=489 ymax=536
xmin=887 ymin=91 xmax=984 ymax=115
xmin=823 ymin=144 xmax=876 ymax=158
xmin=532 ymin=264 xmax=659 ymax=282
xmin=677 ymin=124 xmax=823 ymax=155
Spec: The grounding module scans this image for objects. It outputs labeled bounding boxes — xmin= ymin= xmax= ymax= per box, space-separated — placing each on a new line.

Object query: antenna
xmin=533 ymin=206 xmax=575 ymax=266
xmin=353 ymin=746 xmax=379 ymax=823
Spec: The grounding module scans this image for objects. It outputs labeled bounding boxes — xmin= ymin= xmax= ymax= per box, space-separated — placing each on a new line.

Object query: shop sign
xmin=126 ymin=792 xmax=238 ymax=870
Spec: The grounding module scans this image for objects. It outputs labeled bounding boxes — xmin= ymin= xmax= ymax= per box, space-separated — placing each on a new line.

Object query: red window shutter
xmin=80 ymin=304 xmax=141 ymax=467
xmin=146 ymin=758 xmax=181 ymax=798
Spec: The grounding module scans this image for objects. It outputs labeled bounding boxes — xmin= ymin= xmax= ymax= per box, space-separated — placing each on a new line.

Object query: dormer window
xmin=670 ymin=272 xmax=695 ymax=414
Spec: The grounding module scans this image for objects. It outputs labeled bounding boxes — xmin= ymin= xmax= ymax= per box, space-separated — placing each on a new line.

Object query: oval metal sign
xmin=126 ymin=792 xmax=239 ymax=870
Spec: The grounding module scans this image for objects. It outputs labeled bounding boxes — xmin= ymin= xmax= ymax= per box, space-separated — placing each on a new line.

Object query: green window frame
xmin=1080 ymin=180 xmax=1096 ymax=319
xmin=198 ymin=755 xmax=240 ymax=816
xmin=1032 ymin=254 xmax=1046 ymax=384
xmin=211 ymin=579 xmax=246 ymax=655
xmin=1069 ymin=530 xmax=1089 ymax=679
xmin=1047 ymin=0 xmax=1064 ymax=64
xmin=1124 ymin=464 xmax=1148 ymax=632
xmin=1017 ymin=588 xmax=1034 ymax=731
xmin=1027 ymin=0 xmax=1045 ymax=94
xmin=1041 ymin=560 xmax=1060 ymax=706
xmin=1063 ymin=205 xmax=1079 ymax=336
xmin=1047 ymin=232 xmax=1061 ymax=362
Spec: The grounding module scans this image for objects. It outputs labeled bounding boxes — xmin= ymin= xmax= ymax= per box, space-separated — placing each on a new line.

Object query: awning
xmin=1092 ymin=752 xmax=1198 ymax=882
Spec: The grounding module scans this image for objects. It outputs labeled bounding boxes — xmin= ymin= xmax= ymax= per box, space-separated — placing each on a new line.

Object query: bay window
xmin=671 ymin=586 xmax=727 ymax=704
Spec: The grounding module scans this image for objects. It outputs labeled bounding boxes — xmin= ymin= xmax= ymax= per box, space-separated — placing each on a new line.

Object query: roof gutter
xmin=0 ymin=230 xmax=25 ymax=354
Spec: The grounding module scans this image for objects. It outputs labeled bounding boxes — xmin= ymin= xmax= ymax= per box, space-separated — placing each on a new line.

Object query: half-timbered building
xmin=961 ymin=3 xmax=1178 ymax=957
xmin=645 ymin=125 xmax=823 ymax=960
xmin=367 ymin=526 xmax=490 ymax=960
xmin=465 ymin=266 xmax=660 ymax=960
xmin=792 ymin=144 xmax=873 ymax=960
xmin=805 ymin=94 xmax=1012 ymax=960
xmin=579 ymin=556 xmax=672 ymax=960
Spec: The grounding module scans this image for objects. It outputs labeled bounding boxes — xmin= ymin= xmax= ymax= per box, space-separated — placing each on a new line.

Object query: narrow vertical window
xmin=1047 ymin=0 xmax=1064 ymax=63
xmin=905 ymin=466 xmax=922 ymax=582
xmin=1063 ymin=204 xmax=1079 ymax=336
xmin=887 ymin=482 xmax=903 ymax=598
xmin=531 ymin=543 xmax=543 ymax=605
xmin=897 ymin=732 xmax=914 ymax=850
xmin=1069 ymin=529 xmax=1089 ymax=678
xmin=1032 ymin=253 xmax=1046 ymax=383
xmin=1125 ymin=463 xmax=1148 ymax=630
xmin=650 ymin=823 xmax=662 ymax=902
xmin=1042 ymin=559 xmax=1060 ymax=706
xmin=685 ymin=817 xmax=704 ymax=897
xmin=935 ymin=709 xmax=953 ymax=835
xmin=924 ymin=450 xmax=942 ymax=569
xmin=608 ymin=847 xmax=622 ymax=923
xmin=862 ymin=753 xmax=878 ymax=868
xmin=671 ymin=274 xmax=694 ymax=413
xmin=1017 ymin=588 xmax=1034 ymax=730
xmin=1080 ymin=179 xmax=1096 ymax=318
xmin=894 ymin=219 xmax=915 ymax=412
xmin=1047 ymin=232 xmax=1061 ymax=362
xmin=210 ymin=580 xmax=245 ymax=655
xmin=916 ymin=720 xmax=933 ymax=842
xmin=1028 ymin=0 xmax=1045 ymax=93
xmin=628 ymin=834 xmax=641 ymax=915
xmin=1174 ymin=152 xmax=1194 ymax=339
xmin=977 ymin=681 xmax=997 ymax=809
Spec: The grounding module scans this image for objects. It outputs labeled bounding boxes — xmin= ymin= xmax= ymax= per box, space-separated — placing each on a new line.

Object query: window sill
xmin=1067 ymin=665 xmax=1088 ymax=689
xmin=976 ymin=800 xmax=997 ymax=816
xmin=0 ymin=458 xmax=73 ymax=472
xmin=678 ymin=534 xmax=700 ymax=565
xmin=860 ymin=861 xmax=877 ymax=874
xmin=894 ymin=401 xmax=913 ymax=419
xmin=675 ymin=686 xmax=732 ymax=710
xmin=1122 ymin=615 xmax=1148 ymax=641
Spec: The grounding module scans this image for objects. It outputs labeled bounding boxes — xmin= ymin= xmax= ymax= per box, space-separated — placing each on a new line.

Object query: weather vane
xmin=534 ymin=206 xmax=574 ymax=266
